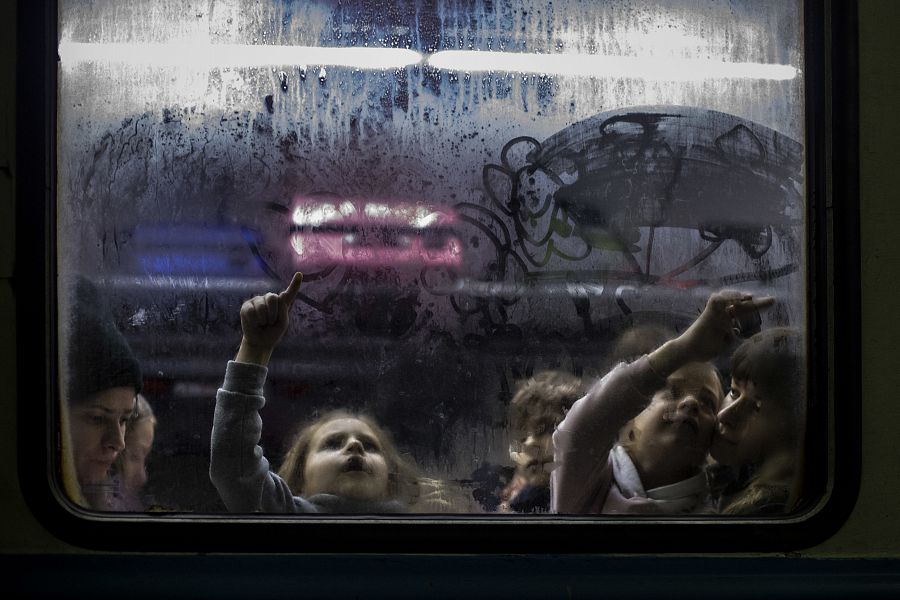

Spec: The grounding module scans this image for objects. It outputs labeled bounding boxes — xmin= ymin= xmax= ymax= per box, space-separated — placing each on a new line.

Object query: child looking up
xmin=274 ymin=409 xmax=419 ymax=513
xmin=209 ymin=273 xmax=421 ymax=513
xmin=551 ymin=290 xmax=773 ymax=515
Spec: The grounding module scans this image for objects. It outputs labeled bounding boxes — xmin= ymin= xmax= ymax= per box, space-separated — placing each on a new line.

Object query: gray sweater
xmin=210 ymin=361 xmax=319 ymax=513
xmin=209 ymin=361 xmax=406 ymax=514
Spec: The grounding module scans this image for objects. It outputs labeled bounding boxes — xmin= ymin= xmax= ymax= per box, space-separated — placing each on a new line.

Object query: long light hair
xmin=276 ymin=410 xmax=419 ymax=503
xmin=112 ymin=394 xmax=157 ymax=484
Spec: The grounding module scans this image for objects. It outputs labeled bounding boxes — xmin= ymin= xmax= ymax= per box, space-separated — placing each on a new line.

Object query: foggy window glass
xmin=57 ymin=0 xmax=807 ymax=517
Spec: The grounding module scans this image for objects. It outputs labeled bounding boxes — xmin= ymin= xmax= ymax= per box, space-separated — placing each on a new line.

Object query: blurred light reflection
xmin=290 ymin=199 xmax=462 ymax=267
xmin=58 ymin=41 xmax=424 ymax=70
xmin=58 ymin=41 xmax=797 ymax=81
xmin=427 ymin=51 xmax=799 ymax=81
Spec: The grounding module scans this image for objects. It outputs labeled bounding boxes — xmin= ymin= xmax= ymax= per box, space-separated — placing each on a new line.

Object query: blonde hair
xmin=276 ymin=411 xmax=419 ymax=503
xmin=111 ymin=394 xmax=157 ymax=482
xmin=129 ymin=394 xmax=156 ymax=430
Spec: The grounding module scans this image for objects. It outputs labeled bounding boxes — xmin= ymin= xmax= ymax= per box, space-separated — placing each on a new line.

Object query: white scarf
xmin=610 ymin=444 xmax=708 ymax=513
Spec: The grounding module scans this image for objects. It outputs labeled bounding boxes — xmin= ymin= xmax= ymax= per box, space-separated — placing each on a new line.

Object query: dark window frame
xmin=14 ymin=0 xmax=860 ymax=553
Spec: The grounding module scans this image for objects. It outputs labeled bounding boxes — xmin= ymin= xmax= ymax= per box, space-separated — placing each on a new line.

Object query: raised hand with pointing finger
xmin=212 ymin=269 xmax=424 ymax=515
xmin=235 ymin=272 xmax=303 ymax=367
xmin=648 ymin=289 xmax=775 ymax=378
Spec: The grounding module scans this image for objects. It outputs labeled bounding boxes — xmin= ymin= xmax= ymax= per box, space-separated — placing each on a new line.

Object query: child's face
xmin=122 ymin=419 xmax=155 ymax=493
xmin=710 ymin=378 xmax=789 ymax=467
xmin=303 ymin=418 xmax=390 ymax=501
xmin=509 ymin=420 xmax=557 ymax=487
xmin=627 ymin=363 xmax=722 ymax=473
xmin=69 ymin=387 xmax=136 ymax=486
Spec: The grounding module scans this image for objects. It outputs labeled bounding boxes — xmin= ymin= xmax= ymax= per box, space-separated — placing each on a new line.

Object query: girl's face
xmin=302 ymin=418 xmax=389 ymax=501
xmin=710 ymin=378 xmax=791 ymax=467
xmin=69 ymin=387 xmax=136 ymax=486
xmin=122 ymin=419 xmax=155 ymax=493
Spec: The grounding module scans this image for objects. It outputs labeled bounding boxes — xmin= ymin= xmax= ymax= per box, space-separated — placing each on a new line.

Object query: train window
xmin=30 ymin=0 xmax=855 ymax=551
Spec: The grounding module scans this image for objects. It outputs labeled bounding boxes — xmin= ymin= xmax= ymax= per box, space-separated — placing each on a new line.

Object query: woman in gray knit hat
xmin=65 ymin=276 xmax=143 ymax=510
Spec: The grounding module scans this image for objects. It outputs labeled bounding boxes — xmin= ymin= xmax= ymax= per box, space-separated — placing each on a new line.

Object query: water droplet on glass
xmin=318 ymin=66 xmax=327 ymax=84
xmin=279 ymin=71 xmax=288 ymax=91
xmin=299 ymin=67 xmax=306 ymax=81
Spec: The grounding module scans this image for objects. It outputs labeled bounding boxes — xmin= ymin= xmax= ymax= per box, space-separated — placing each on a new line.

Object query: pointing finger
xmin=734 ymin=295 xmax=775 ymax=311
xmin=280 ymin=272 xmax=304 ymax=307
xmin=753 ymin=296 xmax=775 ymax=310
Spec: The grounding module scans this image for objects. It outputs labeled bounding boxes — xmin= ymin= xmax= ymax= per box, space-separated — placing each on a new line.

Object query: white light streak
xmin=58 ymin=41 xmax=423 ymax=70
xmin=58 ymin=41 xmax=798 ymax=81
xmin=426 ymin=50 xmax=799 ymax=81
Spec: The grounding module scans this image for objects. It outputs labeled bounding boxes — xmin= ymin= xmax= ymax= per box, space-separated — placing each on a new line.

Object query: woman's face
xmin=710 ymin=378 xmax=791 ymax=466
xmin=122 ymin=419 xmax=155 ymax=493
xmin=69 ymin=387 xmax=136 ymax=486
xmin=302 ymin=418 xmax=390 ymax=501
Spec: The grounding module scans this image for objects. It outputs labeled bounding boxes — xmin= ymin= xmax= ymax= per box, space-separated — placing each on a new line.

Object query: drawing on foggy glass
xmin=56 ymin=0 xmax=808 ymax=518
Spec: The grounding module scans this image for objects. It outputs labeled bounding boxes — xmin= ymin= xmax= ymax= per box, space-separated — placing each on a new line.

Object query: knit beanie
xmin=67 ymin=276 xmax=143 ymax=405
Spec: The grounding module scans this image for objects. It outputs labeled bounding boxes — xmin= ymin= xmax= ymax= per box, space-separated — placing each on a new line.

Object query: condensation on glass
xmin=56 ymin=0 xmax=807 ymax=517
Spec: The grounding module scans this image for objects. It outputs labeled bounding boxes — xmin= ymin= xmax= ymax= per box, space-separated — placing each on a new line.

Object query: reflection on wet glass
xmin=57 ymin=0 xmax=806 ymax=517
